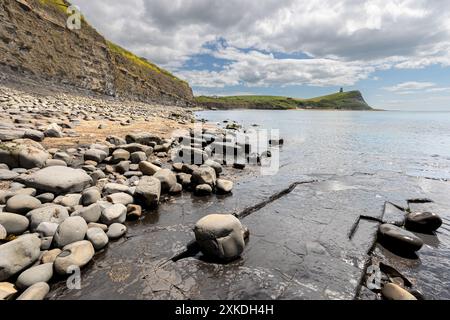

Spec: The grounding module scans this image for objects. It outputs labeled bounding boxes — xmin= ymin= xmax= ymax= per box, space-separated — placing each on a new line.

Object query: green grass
xmin=107 ymin=41 xmax=189 ymax=87
xmin=195 ymin=91 xmax=373 ymax=110
xmin=39 ymin=0 xmax=69 ymax=13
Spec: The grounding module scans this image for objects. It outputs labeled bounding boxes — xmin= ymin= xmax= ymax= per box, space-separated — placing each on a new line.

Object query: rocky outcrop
xmin=0 ymin=0 xmax=193 ymax=106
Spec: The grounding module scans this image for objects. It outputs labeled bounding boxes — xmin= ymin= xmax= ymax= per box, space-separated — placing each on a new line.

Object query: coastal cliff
xmin=0 ymin=0 xmax=193 ymax=106
xmin=196 ymin=90 xmax=373 ymax=110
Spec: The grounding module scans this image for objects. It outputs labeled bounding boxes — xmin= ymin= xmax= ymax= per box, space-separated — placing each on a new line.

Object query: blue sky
xmin=72 ymin=0 xmax=450 ymax=111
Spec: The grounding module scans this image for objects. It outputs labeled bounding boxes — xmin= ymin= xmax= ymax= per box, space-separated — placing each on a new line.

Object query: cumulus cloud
xmin=71 ymin=0 xmax=450 ymax=88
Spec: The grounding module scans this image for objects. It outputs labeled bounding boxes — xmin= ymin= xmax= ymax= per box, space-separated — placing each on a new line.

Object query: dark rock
xmin=378 ymin=224 xmax=423 ymax=253
xmin=405 ymin=212 xmax=442 ymax=233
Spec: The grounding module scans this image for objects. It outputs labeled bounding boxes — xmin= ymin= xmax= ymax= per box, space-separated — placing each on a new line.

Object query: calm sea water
xmin=197 ymin=110 xmax=450 ymax=180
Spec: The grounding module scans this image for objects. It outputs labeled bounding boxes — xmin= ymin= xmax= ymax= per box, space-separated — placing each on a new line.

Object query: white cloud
xmin=71 ymin=0 xmax=450 ymax=87
xmin=384 ymin=81 xmax=436 ymax=92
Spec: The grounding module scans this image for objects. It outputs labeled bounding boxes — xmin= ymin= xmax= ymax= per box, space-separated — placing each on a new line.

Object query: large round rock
xmin=16 ymin=282 xmax=49 ymax=300
xmin=5 ymin=194 xmax=41 ymax=214
xmin=134 ymin=176 xmax=161 ymax=208
xmin=20 ymin=166 xmax=92 ymax=195
xmin=194 ymin=214 xmax=246 ymax=261
xmin=0 ymin=234 xmax=41 ymax=281
xmin=382 ymin=283 xmax=417 ymax=300
xmin=153 ymin=169 xmax=177 ymax=193
xmin=16 ymin=263 xmax=54 ymax=289
xmin=192 ymin=165 xmax=217 ymax=187
xmin=0 ymin=212 xmax=30 ymax=235
xmin=378 ymin=224 xmax=423 ymax=253
xmin=86 ymin=227 xmax=109 ymax=250
xmin=54 ymin=216 xmax=88 ymax=248
xmin=54 ymin=240 xmax=95 ymax=275
xmin=405 ymin=212 xmax=442 ymax=233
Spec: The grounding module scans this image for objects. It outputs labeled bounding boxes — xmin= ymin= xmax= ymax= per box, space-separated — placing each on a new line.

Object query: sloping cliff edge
xmin=0 ymin=0 xmax=194 ymax=106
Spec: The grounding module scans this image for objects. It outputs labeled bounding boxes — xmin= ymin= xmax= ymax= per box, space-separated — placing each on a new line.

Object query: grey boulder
xmin=86 ymin=227 xmax=109 ymax=250
xmin=54 ymin=240 xmax=95 ymax=275
xmin=100 ymin=204 xmax=127 ymax=225
xmin=54 ymin=216 xmax=88 ymax=248
xmin=134 ymin=176 xmax=161 ymax=208
xmin=5 ymin=194 xmax=41 ymax=214
xmin=0 ymin=212 xmax=30 ymax=235
xmin=16 ymin=263 xmax=54 ymax=289
xmin=27 ymin=205 xmax=69 ymax=232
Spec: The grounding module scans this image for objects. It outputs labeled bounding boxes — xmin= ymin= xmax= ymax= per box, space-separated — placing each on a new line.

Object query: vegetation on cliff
xmin=195 ymin=91 xmax=373 ymax=110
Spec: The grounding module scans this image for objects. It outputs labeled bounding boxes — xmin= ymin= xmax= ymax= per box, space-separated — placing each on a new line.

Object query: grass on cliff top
xmin=195 ymin=90 xmax=372 ymax=110
xmin=107 ymin=41 xmax=189 ymax=88
xmin=39 ymin=0 xmax=68 ymax=13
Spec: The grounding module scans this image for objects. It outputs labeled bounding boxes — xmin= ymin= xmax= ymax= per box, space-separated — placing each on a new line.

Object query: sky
xmin=70 ymin=0 xmax=450 ymax=111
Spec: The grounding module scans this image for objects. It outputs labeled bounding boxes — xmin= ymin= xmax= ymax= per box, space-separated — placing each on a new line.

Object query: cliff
xmin=0 ymin=0 xmax=193 ymax=106
xmin=195 ymin=90 xmax=373 ymax=110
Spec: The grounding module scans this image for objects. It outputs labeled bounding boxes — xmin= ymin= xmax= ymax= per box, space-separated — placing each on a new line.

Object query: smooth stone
xmin=0 ymin=212 xmax=29 ymax=235
xmin=103 ymin=183 xmax=132 ymax=195
xmin=81 ymin=188 xmax=100 ymax=206
xmin=54 ymin=240 xmax=95 ymax=275
xmin=90 ymin=144 xmax=110 ymax=154
xmin=112 ymin=149 xmax=130 ymax=163
xmin=134 ymin=176 xmax=161 ymax=208
xmin=53 ymin=152 xmax=72 ymax=165
xmin=169 ymin=183 xmax=183 ymax=194
xmin=84 ymin=149 xmax=108 ymax=163
xmin=106 ymin=223 xmax=127 ymax=240
xmin=115 ymin=161 xmax=130 ymax=174
xmin=130 ymin=151 xmax=146 ymax=164
xmin=20 ymin=166 xmax=92 ymax=195
xmin=54 ymin=216 xmax=88 ymax=248
xmin=44 ymin=123 xmax=63 ymax=138
xmin=27 ymin=205 xmax=69 ymax=232
xmin=205 ymin=159 xmax=223 ymax=175
xmin=106 ymin=135 xmax=126 ymax=146
xmin=24 ymin=129 xmax=44 ymax=142
xmin=86 ymin=227 xmax=109 ymax=250
xmin=16 ymin=263 xmax=53 ymax=289
xmin=106 ymin=192 xmax=134 ymax=205
xmin=36 ymin=193 xmax=55 ymax=204
xmin=125 ymin=133 xmax=161 ymax=146
xmin=5 ymin=194 xmax=41 ymax=214
xmin=0 ymin=234 xmax=41 ymax=281
xmin=176 ymin=173 xmax=192 ymax=189
xmin=78 ymin=203 xmax=102 ymax=223
xmin=0 ymin=282 xmax=17 ymax=300
xmin=216 ymin=179 xmax=233 ymax=194
xmin=378 ymin=224 xmax=424 ymax=253
xmin=90 ymin=170 xmax=106 ymax=183
xmin=195 ymin=184 xmax=213 ymax=196
xmin=40 ymin=249 xmax=61 ymax=264
xmin=181 ymin=163 xmax=198 ymax=174
xmin=0 ymin=169 xmax=19 ymax=180
xmin=154 ymin=169 xmax=177 ymax=193
xmin=126 ymin=204 xmax=142 ymax=220
xmin=172 ymin=146 xmax=208 ymax=165
xmin=0 ymin=224 xmax=6 ymax=240
xmin=36 ymin=222 xmax=59 ymax=237
xmin=382 ymin=283 xmax=417 ymax=300
xmin=54 ymin=193 xmax=82 ymax=207
xmin=16 ymin=282 xmax=50 ymax=300
xmin=192 ymin=165 xmax=217 ymax=187
xmin=405 ymin=212 xmax=443 ymax=232
xmin=194 ymin=214 xmax=246 ymax=261
xmin=139 ymin=161 xmax=161 ymax=175
xmin=87 ymin=222 xmax=108 ymax=232
xmin=100 ymin=203 xmax=127 ymax=225
xmin=172 ymin=162 xmax=183 ymax=172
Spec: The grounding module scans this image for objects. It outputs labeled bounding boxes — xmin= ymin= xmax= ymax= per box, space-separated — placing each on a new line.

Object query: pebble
xmin=405 ymin=211 xmax=442 ymax=233
xmin=0 ymin=224 xmax=6 ymax=240
xmin=382 ymin=283 xmax=417 ymax=300
xmin=54 ymin=216 xmax=88 ymax=248
xmin=81 ymin=187 xmax=101 ymax=206
xmin=134 ymin=176 xmax=161 ymax=208
xmin=154 ymin=169 xmax=177 ymax=193
xmin=103 ymin=183 xmax=132 ymax=195
xmin=54 ymin=240 xmax=95 ymax=275
xmin=195 ymin=184 xmax=213 ymax=196
xmin=78 ymin=203 xmax=102 ymax=223
xmin=5 ymin=194 xmax=41 ymax=214
xmin=16 ymin=263 xmax=53 ymax=289
xmin=106 ymin=192 xmax=134 ymax=205
xmin=86 ymin=227 xmax=109 ymax=250
xmin=139 ymin=161 xmax=161 ymax=175
xmin=40 ymin=249 xmax=62 ymax=264
xmin=106 ymin=223 xmax=127 ymax=240
xmin=126 ymin=204 xmax=142 ymax=220
xmin=0 ymin=234 xmax=41 ymax=281
xmin=36 ymin=221 xmax=59 ymax=237
xmin=101 ymin=203 xmax=127 ymax=225
xmin=378 ymin=224 xmax=424 ymax=253
xmin=84 ymin=148 xmax=108 ymax=163
xmin=16 ymin=282 xmax=50 ymax=300
xmin=87 ymin=222 xmax=108 ymax=232
xmin=0 ymin=212 xmax=30 ymax=235
xmin=216 ymin=179 xmax=233 ymax=194
xmin=0 ymin=282 xmax=17 ymax=300
xmin=192 ymin=165 xmax=217 ymax=187
xmin=36 ymin=193 xmax=55 ymax=203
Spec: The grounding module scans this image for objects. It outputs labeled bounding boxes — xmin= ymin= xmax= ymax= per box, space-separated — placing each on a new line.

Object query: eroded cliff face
xmin=0 ymin=0 xmax=193 ymax=106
